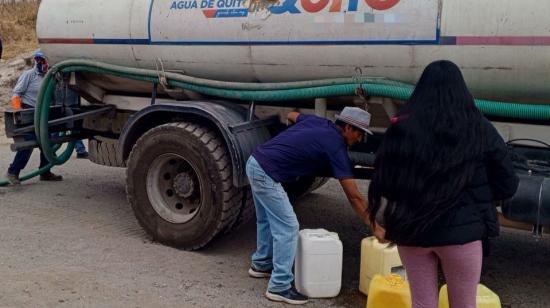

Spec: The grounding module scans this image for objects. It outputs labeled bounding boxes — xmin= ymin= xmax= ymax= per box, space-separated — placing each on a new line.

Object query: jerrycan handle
xmin=305 ymin=229 xmax=331 ymax=239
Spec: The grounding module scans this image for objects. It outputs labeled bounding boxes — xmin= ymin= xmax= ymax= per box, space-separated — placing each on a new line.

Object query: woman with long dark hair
xmin=368 ymin=60 xmax=519 ymax=308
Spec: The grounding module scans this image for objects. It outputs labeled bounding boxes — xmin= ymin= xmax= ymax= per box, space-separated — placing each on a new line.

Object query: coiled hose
xmin=2 ymin=59 xmax=550 ymax=186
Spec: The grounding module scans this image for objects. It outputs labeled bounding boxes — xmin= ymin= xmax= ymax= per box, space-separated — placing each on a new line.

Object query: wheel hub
xmin=173 ymin=172 xmax=195 ymax=198
xmin=146 ymin=153 xmax=202 ymax=224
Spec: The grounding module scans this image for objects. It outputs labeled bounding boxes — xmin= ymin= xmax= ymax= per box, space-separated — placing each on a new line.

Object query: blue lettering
xmin=269 ymin=0 xmax=300 ymax=14
xmin=347 ymin=0 xmax=358 ymax=11
xmin=170 ymin=0 xmax=198 ymax=9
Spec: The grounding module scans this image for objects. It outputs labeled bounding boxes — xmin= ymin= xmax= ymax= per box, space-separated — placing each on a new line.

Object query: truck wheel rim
xmin=146 ymin=153 xmax=202 ymax=224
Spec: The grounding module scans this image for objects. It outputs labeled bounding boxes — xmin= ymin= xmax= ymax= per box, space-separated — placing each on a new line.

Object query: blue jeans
xmin=246 ymin=156 xmax=299 ymax=292
xmin=7 ymin=134 xmax=48 ymax=176
xmin=74 ymin=140 xmax=86 ymax=154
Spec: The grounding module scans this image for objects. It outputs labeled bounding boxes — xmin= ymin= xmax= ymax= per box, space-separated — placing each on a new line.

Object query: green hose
xmin=35 ymin=76 xmax=75 ymax=165
xmin=0 ymin=165 xmax=52 ymax=187
xmin=30 ymin=60 xmax=415 ymax=174
xmin=46 ymin=59 xmax=550 ymax=119
xmin=2 ymin=59 xmax=550 ymax=186
xmin=0 ymin=142 xmax=73 ymax=187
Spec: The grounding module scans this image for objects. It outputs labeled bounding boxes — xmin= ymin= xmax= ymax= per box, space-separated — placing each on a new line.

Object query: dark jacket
xmin=413 ymin=118 xmax=519 ymax=247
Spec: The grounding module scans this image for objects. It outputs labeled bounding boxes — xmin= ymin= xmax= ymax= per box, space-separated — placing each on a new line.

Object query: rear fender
xmin=119 ymin=101 xmax=274 ymax=187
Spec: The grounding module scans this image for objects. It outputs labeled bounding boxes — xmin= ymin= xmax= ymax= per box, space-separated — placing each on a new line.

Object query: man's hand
xmin=339 ymin=178 xmax=370 ymax=225
xmin=372 ymin=222 xmax=389 ymax=243
xmin=337 ymin=179 xmax=391 ymax=243
xmin=287 ymin=111 xmax=300 ymax=125
xmin=11 ymin=96 xmax=22 ymax=109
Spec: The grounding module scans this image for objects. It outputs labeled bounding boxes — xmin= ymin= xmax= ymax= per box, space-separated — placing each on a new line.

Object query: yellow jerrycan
xmin=360 ymin=236 xmax=405 ymax=295
xmin=366 ymin=274 xmax=412 ymax=308
xmin=439 ymin=284 xmax=501 ymax=308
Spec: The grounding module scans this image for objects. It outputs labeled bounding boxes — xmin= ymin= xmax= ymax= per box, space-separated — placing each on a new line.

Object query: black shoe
xmin=5 ymin=172 xmax=20 ymax=185
xmin=76 ymin=152 xmax=89 ymax=159
xmin=248 ymin=265 xmax=272 ymax=278
xmin=265 ymin=287 xmax=308 ymax=305
xmin=39 ymin=171 xmax=63 ymax=181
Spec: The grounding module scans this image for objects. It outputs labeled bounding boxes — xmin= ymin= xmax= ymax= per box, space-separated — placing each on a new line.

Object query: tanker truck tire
xmin=283 ymin=176 xmax=330 ymax=201
xmin=89 ymin=137 xmax=126 ymax=167
xmin=224 ymin=189 xmax=255 ymax=233
xmin=126 ymin=122 xmax=242 ymax=250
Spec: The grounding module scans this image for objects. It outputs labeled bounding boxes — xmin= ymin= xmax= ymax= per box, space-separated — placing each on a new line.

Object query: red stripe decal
xmin=38 ymin=38 xmax=95 ymax=44
xmin=202 ymin=9 xmax=217 ymax=18
xmin=454 ymin=36 xmax=550 ymax=46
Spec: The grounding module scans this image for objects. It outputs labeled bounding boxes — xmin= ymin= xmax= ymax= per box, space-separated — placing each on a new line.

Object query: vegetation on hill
xmin=0 ymin=1 xmax=40 ymax=60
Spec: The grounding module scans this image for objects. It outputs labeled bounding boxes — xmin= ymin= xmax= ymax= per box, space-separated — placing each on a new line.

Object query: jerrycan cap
xmin=383 ymin=274 xmax=407 ymax=288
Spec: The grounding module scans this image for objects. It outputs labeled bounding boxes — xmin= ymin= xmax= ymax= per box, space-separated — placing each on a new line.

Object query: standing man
xmin=246 ymin=107 xmax=372 ymax=305
xmin=5 ymin=50 xmax=63 ymax=185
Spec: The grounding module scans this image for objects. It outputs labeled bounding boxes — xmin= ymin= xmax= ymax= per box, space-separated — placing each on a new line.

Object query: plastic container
xmin=360 ymin=236 xmax=406 ymax=295
xmin=295 ymin=229 xmax=343 ymax=298
xmin=439 ymin=284 xmax=502 ymax=308
xmin=366 ymin=274 xmax=412 ymax=308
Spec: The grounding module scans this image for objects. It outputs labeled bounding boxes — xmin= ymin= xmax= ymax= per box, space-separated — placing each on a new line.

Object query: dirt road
xmin=0 ymin=134 xmax=549 ymax=307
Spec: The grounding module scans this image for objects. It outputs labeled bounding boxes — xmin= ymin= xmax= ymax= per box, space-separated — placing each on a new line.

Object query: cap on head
xmin=33 ymin=50 xmax=45 ymax=60
xmin=335 ymin=107 xmax=373 ymax=135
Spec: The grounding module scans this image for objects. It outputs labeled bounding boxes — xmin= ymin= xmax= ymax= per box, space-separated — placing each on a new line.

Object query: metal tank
xmin=37 ymin=0 xmax=550 ymax=102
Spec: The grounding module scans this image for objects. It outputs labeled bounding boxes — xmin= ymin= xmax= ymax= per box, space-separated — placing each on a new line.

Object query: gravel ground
xmin=0 ymin=134 xmax=549 ymax=308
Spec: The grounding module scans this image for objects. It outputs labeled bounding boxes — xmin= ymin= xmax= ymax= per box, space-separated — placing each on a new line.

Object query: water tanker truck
xmin=4 ymin=0 xmax=550 ymax=249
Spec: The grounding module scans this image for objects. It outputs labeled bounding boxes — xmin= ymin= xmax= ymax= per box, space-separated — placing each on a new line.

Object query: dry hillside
xmin=0 ymin=1 xmax=40 ymax=128
xmin=0 ymin=1 xmax=40 ymax=60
